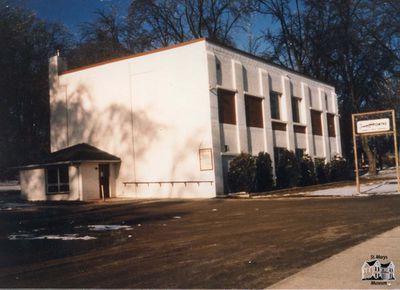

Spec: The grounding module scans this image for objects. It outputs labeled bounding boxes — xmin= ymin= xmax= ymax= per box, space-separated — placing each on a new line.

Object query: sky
xmin=23 ymin=0 xmax=131 ymax=35
xmin=20 ymin=0 xmax=273 ymax=51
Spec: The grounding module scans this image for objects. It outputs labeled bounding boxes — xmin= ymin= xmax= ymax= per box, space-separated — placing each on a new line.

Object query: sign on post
xmin=357 ymin=118 xmax=390 ymax=134
xmin=351 ymin=110 xmax=399 ymax=194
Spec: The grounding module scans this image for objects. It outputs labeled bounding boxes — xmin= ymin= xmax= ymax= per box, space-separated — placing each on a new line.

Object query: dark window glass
xmin=327 ymin=113 xmax=336 ymax=137
xmin=294 ymin=125 xmax=306 ymax=133
xmin=311 ymin=110 xmax=323 ymax=136
xmin=292 ymin=97 xmax=300 ymax=123
xmin=47 ymin=167 xmax=58 ymax=184
xmin=46 ymin=165 xmax=69 ymax=194
xmin=48 ymin=185 xmax=58 ymax=193
xmin=218 ymin=89 xmax=236 ymax=125
xmin=272 ymin=121 xmax=286 ymax=131
xmin=274 ymin=147 xmax=285 ymax=164
xmin=270 ymin=91 xmax=281 ymax=120
xmin=59 ymin=166 xmax=69 ymax=183
xmin=245 ymin=95 xmax=263 ymax=128
xmin=325 ymin=93 xmax=329 ymax=110
xmin=60 ymin=184 xmax=70 ymax=192
xmin=295 ymin=148 xmax=305 ymax=159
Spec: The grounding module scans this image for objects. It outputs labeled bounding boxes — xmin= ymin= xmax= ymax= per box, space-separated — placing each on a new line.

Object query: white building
xmin=20 ymin=38 xmax=342 ymax=200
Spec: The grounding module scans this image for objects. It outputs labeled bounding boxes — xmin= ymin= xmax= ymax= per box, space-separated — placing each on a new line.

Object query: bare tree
xmin=67 ymin=7 xmax=129 ymax=69
xmin=0 ymin=1 xmax=72 ymax=177
xmin=126 ymin=0 xmax=254 ymax=49
xmin=256 ymin=0 xmax=399 ymax=175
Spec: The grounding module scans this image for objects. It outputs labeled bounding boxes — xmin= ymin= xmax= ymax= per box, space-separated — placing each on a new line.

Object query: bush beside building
xmin=227 ymin=150 xmax=352 ymax=194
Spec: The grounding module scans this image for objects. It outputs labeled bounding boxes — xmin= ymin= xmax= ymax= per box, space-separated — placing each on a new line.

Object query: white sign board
xmin=199 ymin=148 xmax=213 ymax=171
xmin=357 ymin=118 xmax=390 ymax=134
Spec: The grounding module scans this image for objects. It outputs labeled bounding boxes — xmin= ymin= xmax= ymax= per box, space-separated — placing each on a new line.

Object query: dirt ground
xmin=1 ymin=192 xmax=400 ymax=288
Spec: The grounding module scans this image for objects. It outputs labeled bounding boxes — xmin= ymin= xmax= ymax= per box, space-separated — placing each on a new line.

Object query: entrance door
xmin=222 ymin=155 xmax=234 ymax=194
xmin=99 ymin=164 xmax=110 ymax=198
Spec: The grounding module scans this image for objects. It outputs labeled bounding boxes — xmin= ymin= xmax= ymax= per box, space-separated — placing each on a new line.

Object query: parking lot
xmin=1 ymin=192 xmax=400 ymax=288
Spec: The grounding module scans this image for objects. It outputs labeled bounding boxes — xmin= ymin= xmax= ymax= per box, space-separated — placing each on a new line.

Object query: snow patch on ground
xmin=87 ymin=225 xmax=133 ymax=231
xmin=8 ymin=234 xmax=96 ymax=240
xmin=303 ymin=179 xmax=400 ymax=196
xmin=0 ymin=202 xmax=34 ymax=211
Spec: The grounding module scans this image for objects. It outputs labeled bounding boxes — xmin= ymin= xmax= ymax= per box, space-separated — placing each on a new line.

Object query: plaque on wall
xmin=199 ymin=148 xmax=213 ymax=171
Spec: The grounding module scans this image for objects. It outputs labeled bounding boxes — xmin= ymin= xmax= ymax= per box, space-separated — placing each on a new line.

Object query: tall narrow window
xmin=245 ymin=95 xmax=263 ymax=128
xmin=46 ymin=165 xmax=70 ymax=194
xmin=295 ymin=148 xmax=305 ymax=159
xmin=292 ymin=97 xmax=301 ymax=123
xmin=270 ymin=91 xmax=281 ymax=120
xmin=324 ymin=93 xmax=329 ymax=110
xmin=311 ymin=110 xmax=323 ymax=136
xmin=274 ymin=147 xmax=285 ymax=164
xmin=327 ymin=113 xmax=336 ymax=137
xmin=218 ymin=89 xmax=236 ymax=125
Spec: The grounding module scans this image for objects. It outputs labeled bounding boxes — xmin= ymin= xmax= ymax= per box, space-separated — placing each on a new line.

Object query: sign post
xmin=351 ymin=110 xmax=399 ymax=194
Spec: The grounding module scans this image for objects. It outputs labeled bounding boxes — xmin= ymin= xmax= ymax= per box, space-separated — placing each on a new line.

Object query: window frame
xmin=295 ymin=148 xmax=305 ymax=160
xmin=217 ymin=89 xmax=236 ymax=125
xmin=274 ymin=147 xmax=286 ymax=165
xmin=245 ymin=94 xmax=264 ymax=128
xmin=327 ymin=113 xmax=336 ymax=137
xmin=270 ymin=91 xmax=281 ymax=120
xmin=291 ymin=97 xmax=301 ymax=123
xmin=46 ymin=165 xmax=70 ymax=195
xmin=311 ymin=109 xmax=323 ymax=136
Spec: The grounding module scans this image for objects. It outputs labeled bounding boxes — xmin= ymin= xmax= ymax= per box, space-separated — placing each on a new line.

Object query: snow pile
xmin=0 ymin=202 xmax=34 ymax=211
xmin=304 ymin=179 xmax=400 ymax=196
xmin=87 ymin=225 xmax=133 ymax=231
xmin=8 ymin=234 xmax=96 ymax=240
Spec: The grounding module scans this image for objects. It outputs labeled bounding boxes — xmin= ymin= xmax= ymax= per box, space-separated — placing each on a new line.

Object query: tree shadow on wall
xmin=50 ymin=80 xmax=214 ymax=198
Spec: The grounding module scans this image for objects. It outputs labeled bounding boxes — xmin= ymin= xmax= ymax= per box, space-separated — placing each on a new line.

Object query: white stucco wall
xmin=51 ymin=40 xmax=215 ymax=198
xmin=206 ymin=41 xmax=341 ymax=175
xmin=295 ymin=133 xmax=307 ymax=149
xmin=273 ymin=130 xmax=287 ymax=148
xmin=20 ymin=166 xmax=80 ymax=201
xmin=220 ymin=124 xmax=238 ymax=153
xmin=314 ymin=136 xmax=325 ymax=158
xmin=48 ymin=39 xmax=342 ymax=197
xmin=20 ymin=169 xmax=46 ymax=201
xmin=68 ymin=165 xmax=80 ymax=200
xmin=80 ymin=163 xmax=100 ymax=200
xmin=248 ymin=127 xmax=264 ymax=155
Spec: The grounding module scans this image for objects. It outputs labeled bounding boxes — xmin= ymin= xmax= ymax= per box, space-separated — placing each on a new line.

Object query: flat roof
xmin=60 ymin=37 xmax=333 ymax=88
xmin=60 ymin=38 xmax=206 ymax=75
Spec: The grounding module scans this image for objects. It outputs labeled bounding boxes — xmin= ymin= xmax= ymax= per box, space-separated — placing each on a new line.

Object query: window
xmin=311 ymin=110 xmax=323 ymax=136
xmin=294 ymin=125 xmax=306 ymax=133
xmin=272 ymin=121 xmax=286 ymax=131
xmin=292 ymin=97 xmax=301 ymax=123
xmin=46 ymin=165 xmax=69 ymax=194
xmin=295 ymin=148 xmax=305 ymax=160
xmin=324 ymin=93 xmax=329 ymax=110
xmin=327 ymin=113 xmax=336 ymax=137
xmin=270 ymin=91 xmax=281 ymax=120
xmin=245 ymin=95 xmax=263 ymax=128
xmin=274 ymin=147 xmax=285 ymax=164
xmin=218 ymin=89 xmax=236 ymax=125
xmin=216 ymin=59 xmax=222 ymax=85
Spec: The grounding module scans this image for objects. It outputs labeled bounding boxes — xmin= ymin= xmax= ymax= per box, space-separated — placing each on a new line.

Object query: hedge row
xmin=227 ymin=150 xmax=352 ymax=193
